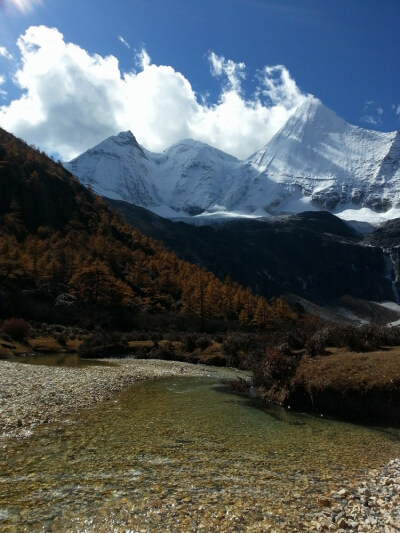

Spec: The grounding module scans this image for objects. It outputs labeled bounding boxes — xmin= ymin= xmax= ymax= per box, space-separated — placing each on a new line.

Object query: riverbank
xmin=286 ymin=347 xmax=400 ymax=425
xmin=0 ymin=358 xmax=232 ymax=440
xmin=1 ymin=357 xmax=399 ymax=532
xmin=311 ymin=458 xmax=400 ymax=532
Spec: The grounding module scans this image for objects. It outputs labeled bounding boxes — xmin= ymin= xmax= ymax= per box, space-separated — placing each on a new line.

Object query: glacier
xmin=64 ymin=96 xmax=400 ymax=225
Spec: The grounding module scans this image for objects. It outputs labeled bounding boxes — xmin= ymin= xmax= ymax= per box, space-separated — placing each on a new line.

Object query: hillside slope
xmin=0 ymin=128 xmax=287 ymax=329
xmin=107 ymin=199 xmax=396 ymax=308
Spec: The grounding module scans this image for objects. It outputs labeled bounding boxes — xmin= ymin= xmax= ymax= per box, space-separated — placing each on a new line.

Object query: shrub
xmin=303 ymin=322 xmax=400 ymax=355
xmin=54 ymin=332 xmax=67 ymax=346
xmin=78 ymin=331 xmax=129 ymax=358
xmin=196 ymin=336 xmax=212 ymax=350
xmin=1 ymin=318 xmax=30 ymax=341
xmin=150 ymin=342 xmax=180 ymax=361
xmin=305 ymin=327 xmax=330 ymax=357
xmin=251 ymin=348 xmax=298 ymax=390
xmin=183 ymin=332 xmax=198 ymax=353
xmin=223 ymin=332 xmax=256 ymax=367
xmin=344 ymin=324 xmax=382 ymax=352
xmin=227 ymin=377 xmax=252 ymax=394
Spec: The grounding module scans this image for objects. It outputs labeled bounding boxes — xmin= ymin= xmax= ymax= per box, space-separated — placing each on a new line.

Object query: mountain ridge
xmin=64 ymin=97 xmax=400 ymax=224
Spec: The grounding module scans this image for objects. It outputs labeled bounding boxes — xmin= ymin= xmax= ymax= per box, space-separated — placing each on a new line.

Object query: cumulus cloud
xmin=136 ymin=48 xmax=151 ymax=69
xmin=0 ymin=46 xmax=13 ymax=60
xmin=0 ymin=25 xmax=308 ymax=160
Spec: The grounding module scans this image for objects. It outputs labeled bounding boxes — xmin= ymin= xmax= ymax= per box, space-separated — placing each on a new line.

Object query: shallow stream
xmin=1 ymin=373 xmax=400 ymax=532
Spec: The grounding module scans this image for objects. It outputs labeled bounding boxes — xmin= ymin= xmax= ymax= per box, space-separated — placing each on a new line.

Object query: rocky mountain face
xmin=247 ymin=98 xmax=400 ymax=215
xmin=65 ymin=97 xmax=400 ymax=223
xmin=62 ymin=98 xmax=400 ymax=320
xmin=107 ymin=199 xmax=400 ymax=316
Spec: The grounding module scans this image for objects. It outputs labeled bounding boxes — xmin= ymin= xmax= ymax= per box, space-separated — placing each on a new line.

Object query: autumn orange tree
xmin=0 ymin=126 xmax=298 ymax=327
xmin=70 ymin=260 xmax=133 ymax=306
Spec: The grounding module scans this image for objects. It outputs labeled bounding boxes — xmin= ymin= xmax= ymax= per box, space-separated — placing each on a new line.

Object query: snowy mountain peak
xmin=64 ymin=99 xmax=400 ymax=224
xmin=114 ymin=130 xmax=139 ymax=145
xmin=249 ymin=96 xmax=351 ymax=169
xmin=164 ymin=139 xmax=239 ymax=163
xmin=88 ymin=130 xmax=145 ymax=156
xmin=286 ymin=96 xmax=349 ymax=135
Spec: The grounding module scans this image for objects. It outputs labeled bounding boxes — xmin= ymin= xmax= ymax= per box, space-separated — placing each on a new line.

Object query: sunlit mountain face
xmin=65 ymin=97 xmax=400 ymax=226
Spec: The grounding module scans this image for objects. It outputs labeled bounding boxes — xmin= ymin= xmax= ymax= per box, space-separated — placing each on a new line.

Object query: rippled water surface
xmin=1 ymin=374 xmax=400 ymax=532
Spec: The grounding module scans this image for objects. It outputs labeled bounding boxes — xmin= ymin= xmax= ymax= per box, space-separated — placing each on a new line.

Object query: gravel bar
xmin=1 ymin=358 xmax=399 ymax=532
xmin=0 ymin=358 xmax=229 ymax=440
xmin=312 ymin=458 xmax=400 ymax=532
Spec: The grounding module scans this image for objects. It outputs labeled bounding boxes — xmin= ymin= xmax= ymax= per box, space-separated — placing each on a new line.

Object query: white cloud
xmin=136 ymin=48 xmax=151 ymax=69
xmin=260 ymin=64 xmax=304 ymax=108
xmin=362 ymin=115 xmax=379 ymax=126
xmin=0 ymin=46 xmax=13 ymax=60
xmin=361 ymin=101 xmax=383 ymax=127
xmin=118 ymin=36 xmax=130 ymax=49
xmin=0 ymin=25 xmax=308 ymax=160
xmin=0 ymin=75 xmax=6 ymax=98
xmin=209 ymin=51 xmax=246 ymax=92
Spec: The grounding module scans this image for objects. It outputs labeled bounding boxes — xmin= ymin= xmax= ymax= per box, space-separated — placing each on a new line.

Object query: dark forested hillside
xmin=0 ymin=128 xmax=293 ymax=329
xmin=107 ymin=199 xmax=395 ymax=305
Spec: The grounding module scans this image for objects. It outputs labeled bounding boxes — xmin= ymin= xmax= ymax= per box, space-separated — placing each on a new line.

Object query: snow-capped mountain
xmin=247 ymin=97 xmax=400 ymax=216
xmin=64 ymin=97 xmax=400 ymax=224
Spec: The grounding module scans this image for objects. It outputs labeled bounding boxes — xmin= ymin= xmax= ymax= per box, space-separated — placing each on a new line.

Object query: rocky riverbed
xmin=312 ymin=458 xmax=400 ymax=532
xmin=1 ymin=357 xmax=399 ymax=532
xmin=0 ymin=358 xmax=228 ymax=440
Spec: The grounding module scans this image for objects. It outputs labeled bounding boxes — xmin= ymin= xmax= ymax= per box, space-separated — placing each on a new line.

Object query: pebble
xmin=311 ymin=458 xmax=400 ymax=532
xmin=1 ymin=359 xmax=399 ymax=532
xmin=0 ymin=358 xmax=227 ymax=440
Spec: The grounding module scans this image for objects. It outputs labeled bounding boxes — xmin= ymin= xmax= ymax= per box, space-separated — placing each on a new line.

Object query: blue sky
xmin=0 ymin=0 xmax=399 ymax=160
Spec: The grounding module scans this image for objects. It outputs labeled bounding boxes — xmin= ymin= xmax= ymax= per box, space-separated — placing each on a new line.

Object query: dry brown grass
xmin=158 ymin=340 xmax=183 ymax=349
xmin=65 ymin=338 xmax=83 ymax=352
xmin=126 ymin=339 xmax=226 ymax=365
xmin=127 ymin=340 xmax=155 ymax=349
xmin=0 ymin=340 xmax=28 ymax=356
xmin=294 ymin=346 xmax=400 ymax=392
xmin=191 ymin=342 xmax=226 ymax=365
xmin=0 ymin=335 xmax=83 ymax=356
xmin=27 ymin=336 xmax=63 ymax=353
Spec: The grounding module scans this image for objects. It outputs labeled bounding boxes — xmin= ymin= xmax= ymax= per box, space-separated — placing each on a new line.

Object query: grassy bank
xmin=287 ymin=347 xmax=400 ymax=424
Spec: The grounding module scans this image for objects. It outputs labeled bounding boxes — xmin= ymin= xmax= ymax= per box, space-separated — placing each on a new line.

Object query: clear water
xmin=1 ymin=375 xmax=399 ymax=532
